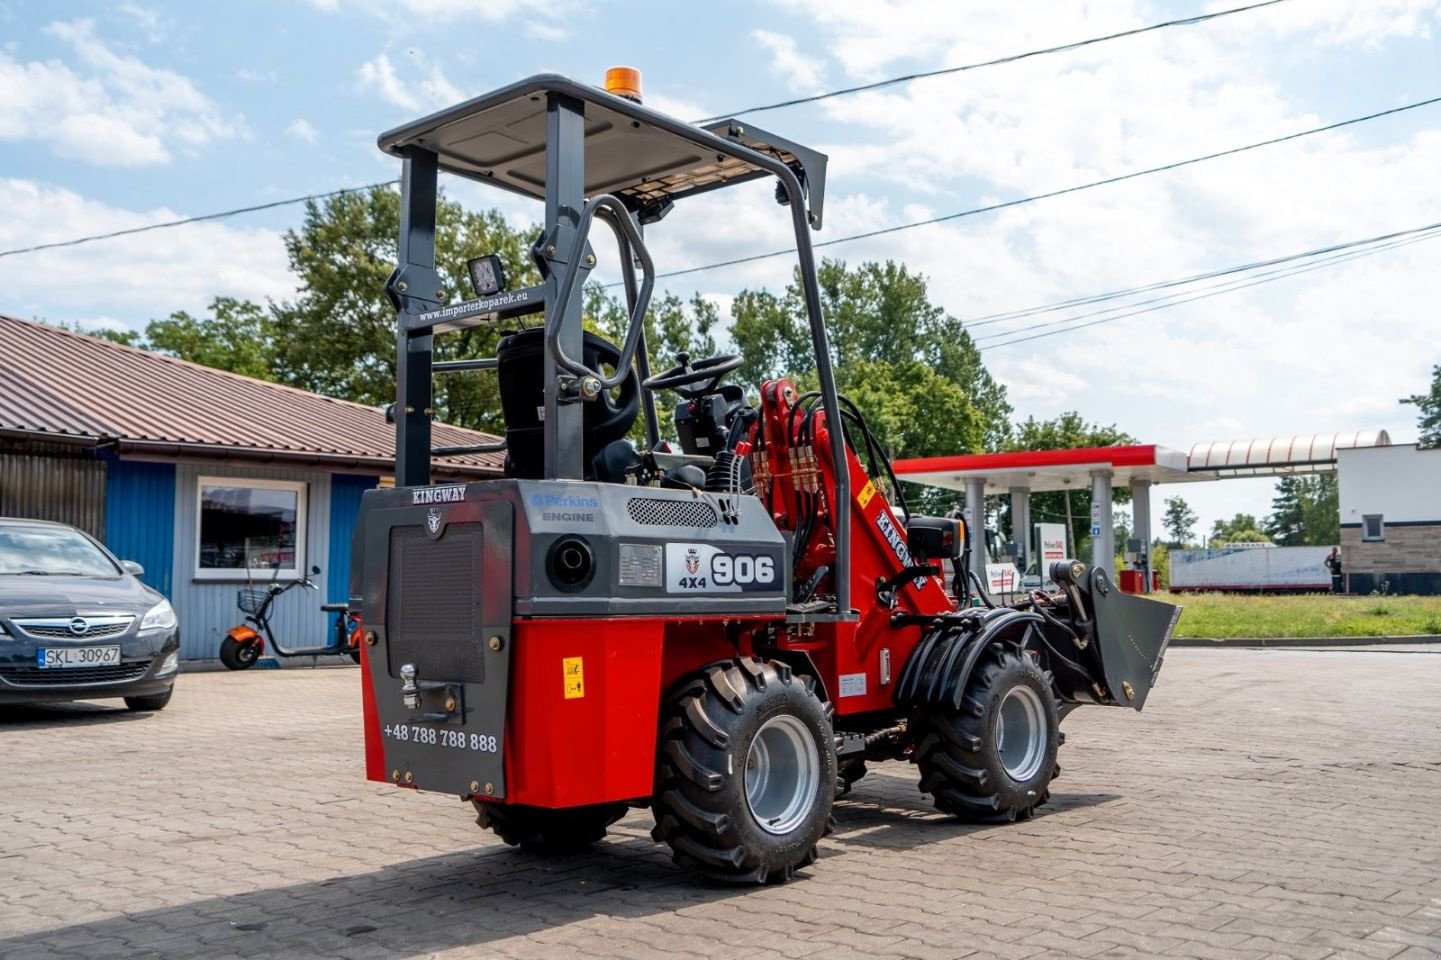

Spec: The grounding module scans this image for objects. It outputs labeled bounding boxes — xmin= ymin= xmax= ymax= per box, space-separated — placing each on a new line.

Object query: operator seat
xmin=495 ymin=328 xmax=639 ymax=480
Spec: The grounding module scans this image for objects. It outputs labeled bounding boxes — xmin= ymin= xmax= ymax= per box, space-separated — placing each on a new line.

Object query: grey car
xmin=0 ymin=518 xmax=180 ymax=711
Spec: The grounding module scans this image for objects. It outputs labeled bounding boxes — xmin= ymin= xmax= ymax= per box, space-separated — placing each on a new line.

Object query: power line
xmin=978 ymin=226 xmax=1441 ymax=346
xmin=649 ymin=94 xmax=1441 ymax=283
xmin=698 ymin=0 xmax=1292 ymax=122
xmin=0 ymin=1 xmax=1292 ymax=262
xmin=965 ymin=221 xmax=1441 ymax=334
xmin=975 ymin=221 xmax=1441 ymax=349
xmin=973 ymin=227 xmax=1441 ymax=343
xmin=0 ymin=181 xmax=400 ymax=260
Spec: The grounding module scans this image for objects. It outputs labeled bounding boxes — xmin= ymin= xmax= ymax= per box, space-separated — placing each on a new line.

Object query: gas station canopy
xmin=892 ymin=444 xmax=1195 ymax=494
xmin=892 ymin=432 xmax=1393 ymax=494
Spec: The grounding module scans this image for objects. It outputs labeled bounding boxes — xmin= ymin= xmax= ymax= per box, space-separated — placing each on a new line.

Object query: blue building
xmin=0 ymin=315 xmax=501 ymax=660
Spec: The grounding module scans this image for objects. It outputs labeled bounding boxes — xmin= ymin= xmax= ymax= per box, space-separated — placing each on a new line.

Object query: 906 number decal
xmin=665 ymin=543 xmax=783 ymax=593
xmin=711 ymin=553 xmax=775 ymax=586
xmin=382 ymin=724 xmax=498 ymax=753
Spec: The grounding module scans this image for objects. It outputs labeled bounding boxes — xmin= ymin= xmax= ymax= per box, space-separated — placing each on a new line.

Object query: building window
xmin=195 ymin=477 xmax=308 ymax=580
xmin=1362 ymin=514 xmax=1384 ymax=542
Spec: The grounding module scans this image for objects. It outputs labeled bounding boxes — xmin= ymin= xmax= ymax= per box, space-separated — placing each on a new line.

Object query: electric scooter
xmin=219 ymin=564 xmax=362 ymax=670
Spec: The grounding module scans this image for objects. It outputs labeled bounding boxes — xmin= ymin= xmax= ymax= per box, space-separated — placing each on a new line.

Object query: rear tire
xmin=124 ymin=688 xmax=173 ymax=712
xmin=219 ymin=637 xmax=260 ymax=671
xmin=913 ymin=642 xmax=1060 ymax=822
xmin=652 ymin=658 xmax=836 ymax=884
xmin=472 ymin=801 xmax=626 ymax=853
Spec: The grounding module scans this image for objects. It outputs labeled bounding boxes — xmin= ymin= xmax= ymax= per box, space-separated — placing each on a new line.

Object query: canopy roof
xmin=1187 ymin=431 xmax=1391 ymax=476
xmin=377 ymin=73 xmax=827 ymax=224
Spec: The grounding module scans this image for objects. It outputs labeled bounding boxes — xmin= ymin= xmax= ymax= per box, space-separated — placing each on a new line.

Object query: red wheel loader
xmin=353 ymin=69 xmax=1181 ymax=883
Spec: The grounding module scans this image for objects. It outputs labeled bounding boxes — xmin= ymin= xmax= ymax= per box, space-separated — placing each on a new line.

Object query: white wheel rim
xmin=996 ymin=685 xmax=1047 ymax=782
xmin=744 ymin=715 xmax=820 ymax=835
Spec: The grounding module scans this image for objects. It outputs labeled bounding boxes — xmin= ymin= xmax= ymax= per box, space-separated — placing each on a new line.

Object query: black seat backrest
xmin=495 ymin=328 xmax=640 ymax=479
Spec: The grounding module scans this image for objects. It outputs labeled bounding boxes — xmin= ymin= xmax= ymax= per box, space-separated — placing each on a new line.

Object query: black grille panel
xmin=387 ymin=523 xmax=485 ymax=683
xmin=626 ymin=497 xmax=718 ymax=527
xmin=15 ymin=623 xmax=130 ymax=640
xmin=0 ymin=661 xmax=151 ymax=686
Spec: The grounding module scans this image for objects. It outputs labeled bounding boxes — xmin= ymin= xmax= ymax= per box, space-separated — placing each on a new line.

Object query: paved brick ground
xmin=2 ymin=647 xmax=1440 ymax=960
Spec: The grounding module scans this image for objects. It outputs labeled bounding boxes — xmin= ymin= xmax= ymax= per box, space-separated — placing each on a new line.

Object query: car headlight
xmin=140 ymin=599 xmax=177 ymax=632
xmin=155 ymin=650 xmax=180 ymax=676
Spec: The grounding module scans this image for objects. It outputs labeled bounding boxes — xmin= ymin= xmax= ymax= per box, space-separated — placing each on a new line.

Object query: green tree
xmin=1401 ymin=363 xmax=1441 ymax=448
xmin=1266 ymin=473 xmax=1339 ymax=546
xmin=1163 ymin=495 xmax=1198 ymax=547
xmin=730 ymin=258 xmax=1011 ymax=454
xmin=1299 ymin=473 xmax=1339 ymax=545
xmin=1005 ymin=412 xmax=1135 ymax=562
xmin=1209 ymin=513 xmax=1271 ymax=546
xmin=146 ymin=297 xmax=277 ymax=380
xmin=1265 ymin=476 xmax=1306 ymax=546
xmin=51 ymin=319 xmax=143 ymax=347
xmin=268 ymin=186 xmax=540 ymax=434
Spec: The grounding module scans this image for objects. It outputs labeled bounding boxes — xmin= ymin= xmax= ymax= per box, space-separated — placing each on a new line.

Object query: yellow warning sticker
xmin=562 ymin=656 xmax=585 ymax=699
xmin=857 ymin=480 xmax=877 ymax=508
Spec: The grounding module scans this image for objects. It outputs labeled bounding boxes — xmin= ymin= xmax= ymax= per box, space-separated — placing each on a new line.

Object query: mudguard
xmin=894 ymin=564 xmax=1181 ymax=715
xmin=1084 ymin=567 xmax=1181 ymax=711
xmin=893 ymin=609 xmax=1040 ymax=710
xmin=226 ymin=625 xmax=264 ymax=654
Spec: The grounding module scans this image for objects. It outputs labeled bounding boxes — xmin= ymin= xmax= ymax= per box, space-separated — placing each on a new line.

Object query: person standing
xmin=1324 ymin=546 xmax=1344 ymax=594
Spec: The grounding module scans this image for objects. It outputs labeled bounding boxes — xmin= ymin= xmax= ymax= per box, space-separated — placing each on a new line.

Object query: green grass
xmin=1164 ymin=592 xmax=1441 ymax=639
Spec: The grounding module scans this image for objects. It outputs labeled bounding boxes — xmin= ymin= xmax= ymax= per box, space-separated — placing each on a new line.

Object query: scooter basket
xmin=237 ymin=589 xmax=270 ymax=615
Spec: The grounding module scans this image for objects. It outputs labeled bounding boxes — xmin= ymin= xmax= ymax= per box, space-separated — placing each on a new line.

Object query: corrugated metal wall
xmin=0 ymin=450 xmax=106 ymax=538
xmin=327 ymin=474 xmax=378 ymax=634
xmin=172 ymin=463 xmax=332 ymax=661
xmin=104 ymin=458 xmax=177 ymax=596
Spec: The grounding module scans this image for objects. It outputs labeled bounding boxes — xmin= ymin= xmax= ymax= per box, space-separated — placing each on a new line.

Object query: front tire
xmin=472 ymin=801 xmax=626 ymax=853
xmin=219 ymin=637 xmax=260 ymax=671
xmin=652 ymin=658 xmax=836 ymax=884
xmin=913 ymin=642 xmax=1060 ymax=822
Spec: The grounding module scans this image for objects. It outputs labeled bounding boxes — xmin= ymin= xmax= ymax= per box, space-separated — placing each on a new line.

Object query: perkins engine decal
xmin=665 ymin=543 xmax=782 ymax=593
xmin=412 ymin=484 xmax=466 ymax=505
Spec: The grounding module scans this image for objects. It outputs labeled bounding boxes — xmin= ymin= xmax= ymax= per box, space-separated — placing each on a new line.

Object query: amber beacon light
xmin=604 ymin=66 xmax=643 ymax=103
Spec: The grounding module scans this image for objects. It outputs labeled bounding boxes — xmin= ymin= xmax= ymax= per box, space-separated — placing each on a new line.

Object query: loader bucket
xmin=1085 ymin=567 xmax=1182 ymax=711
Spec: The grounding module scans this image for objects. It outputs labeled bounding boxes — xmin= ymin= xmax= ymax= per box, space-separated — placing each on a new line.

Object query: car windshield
xmin=0 ymin=526 xmax=121 ymax=577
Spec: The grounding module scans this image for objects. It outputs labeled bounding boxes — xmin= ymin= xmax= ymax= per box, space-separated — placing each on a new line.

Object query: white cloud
xmin=524 ymin=22 xmax=569 ymax=42
xmin=609 ymin=0 xmax=1441 ymax=533
xmin=0 ymin=19 xmax=241 ymax=165
xmin=357 ymin=52 xmax=462 ymax=112
xmin=752 ymin=29 xmax=826 ymax=92
xmin=286 ymin=118 xmax=318 ymax=142
xmin=117 ymin=3 xmax=165 ymax=43
xmin=0 ymin=179 xmax=293 ymax=329
xmin=309 ymin=0 xmax=582 ymax=25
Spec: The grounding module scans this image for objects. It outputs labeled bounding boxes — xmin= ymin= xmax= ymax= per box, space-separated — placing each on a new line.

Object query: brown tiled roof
xmin=0 ymin=314 xmax=503 ymax=475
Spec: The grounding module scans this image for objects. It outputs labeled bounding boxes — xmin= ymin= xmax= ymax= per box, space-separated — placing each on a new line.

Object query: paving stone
xmin=1 ymin=648 xmax=1439 ymax=958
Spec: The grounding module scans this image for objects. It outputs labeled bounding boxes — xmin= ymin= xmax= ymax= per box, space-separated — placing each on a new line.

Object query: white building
xmin=1336 ymin=444 xmax=1441 ymax=595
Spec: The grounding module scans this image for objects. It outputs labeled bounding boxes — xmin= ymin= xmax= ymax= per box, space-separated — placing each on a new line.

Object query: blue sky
xmin=2 ymin=0 xmax=1440 ymax=532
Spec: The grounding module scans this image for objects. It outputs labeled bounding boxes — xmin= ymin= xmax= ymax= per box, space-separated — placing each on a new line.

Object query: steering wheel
xmin=643 ymin=352 xmax=743 ymax=398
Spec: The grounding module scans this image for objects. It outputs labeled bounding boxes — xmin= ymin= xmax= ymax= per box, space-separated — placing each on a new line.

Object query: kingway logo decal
xmin=876 ymin=510 xmax=928 ymax=589
xmin=425 ymin=508 xmax=443 ymax=537
xmin=412 ymin=485 xmax=466 ymax=505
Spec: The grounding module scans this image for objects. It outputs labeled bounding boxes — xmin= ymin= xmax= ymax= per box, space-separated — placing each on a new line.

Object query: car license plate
xmin=36 ymin=646 xmax=121 ymax=669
